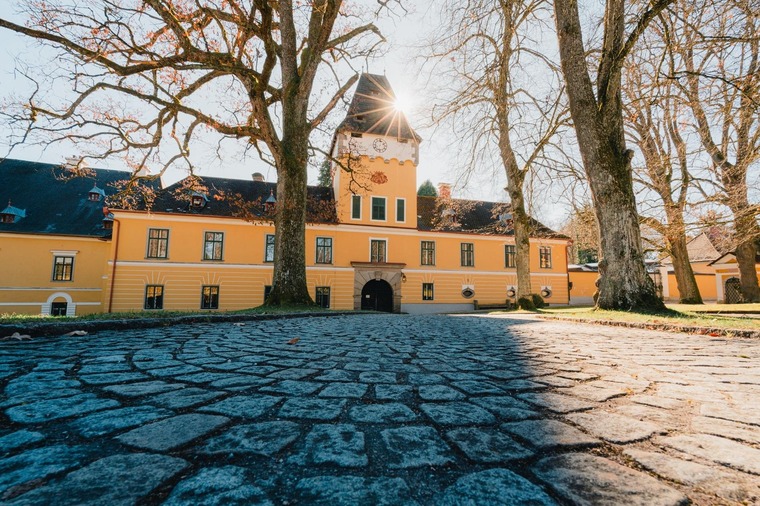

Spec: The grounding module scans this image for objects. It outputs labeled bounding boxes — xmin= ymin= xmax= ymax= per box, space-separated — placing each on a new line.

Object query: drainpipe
xmin=566 ymin=241 xmax=572 ymax=305
xmin=107 ymin=218 xmax=121 ymax=313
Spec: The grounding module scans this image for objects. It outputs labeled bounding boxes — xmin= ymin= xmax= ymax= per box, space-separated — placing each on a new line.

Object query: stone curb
xmin=0 ymin=311 xmax=362 ymax=339
xmin=536 ymin=314 xmax=760 ymax=339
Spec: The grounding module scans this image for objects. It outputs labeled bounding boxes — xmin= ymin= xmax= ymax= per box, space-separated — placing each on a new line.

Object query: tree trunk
xmin=554 ymin=0 xmax=664 ymax=311
xmin=734 ymin=214 xmax=760 ymax=302
xmin=504 ymin=169 xmax=532 ymax=299
xmin=667 ymin=226 xmax=703 ymax=304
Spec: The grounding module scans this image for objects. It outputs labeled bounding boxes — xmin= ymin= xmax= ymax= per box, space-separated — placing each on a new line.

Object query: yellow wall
xmin=0 ymin=233 xmax=109 ymax=315
xmin=569 ymin=271 xmax=598 ymax=304
xmin=105 ymin=212 xmax=570 ymax=312
xmin=665 ymin=273 xmax=718 ymax=301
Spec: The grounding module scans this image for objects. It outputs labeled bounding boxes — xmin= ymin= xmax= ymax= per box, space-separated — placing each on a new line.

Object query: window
xmin=371 ymin=197 xmax=386 ymax=221
xmin=265 ymin=234 xmax=275 ymax=262
xmin=396 ymin=198 xmax=405 ymax=222
xmin=144 ymin=285 xmax=164 ymax=309
xmin=461 ymin=243 xmax=474 ymax=267
xmin=539 ymin=246 xmax=552 ymax=268
xmin=147 ymin=228 xmax=169 ymax=259
xmin=52 ymin=256 xmax=74 ymax=281
xmin=421 ymin=241 xmax=435 ymax=266
xmin=351 ymin=195 xmax=361 ymax=220
xmin=201 ymin=285 xmax=220 ymax=309
xmin=203 ymin=232 xmax=224 ymax=261
xmin=371 ymin=239 xmax=387 ymax=263
xmin=422 ymin=283 xmax=434 ymax=301
xmin=316 ymin=286 xmax=331 ymax=308
xmin=505 ymin=245 xmax=516 ymax=268
xmin=316 ymin=237 xmax=333 ymax=264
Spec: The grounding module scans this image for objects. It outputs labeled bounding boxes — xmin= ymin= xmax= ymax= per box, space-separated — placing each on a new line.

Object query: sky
xmin=0 ymin=2 xmax=561 ymax=226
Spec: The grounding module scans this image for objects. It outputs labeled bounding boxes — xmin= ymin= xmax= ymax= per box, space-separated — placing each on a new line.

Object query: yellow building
xmin=2 ymin=74 xmax=571 ymax=316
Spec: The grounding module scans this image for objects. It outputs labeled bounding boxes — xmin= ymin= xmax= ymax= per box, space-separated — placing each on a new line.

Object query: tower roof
xmin=336 ymin=73 xmax=421 ymax=142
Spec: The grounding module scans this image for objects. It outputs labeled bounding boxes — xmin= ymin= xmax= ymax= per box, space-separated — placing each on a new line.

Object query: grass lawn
xmin=534 ymin=304 xmax=760 ymax=333
xmin=0 ymin=304 xmax=331 ymax=325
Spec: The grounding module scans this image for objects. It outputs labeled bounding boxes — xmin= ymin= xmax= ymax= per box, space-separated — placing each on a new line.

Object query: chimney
xmin=438 ymin=183 xmax=451 ymax=200
xmin=252 ymin=172 xmax=265 ymax=182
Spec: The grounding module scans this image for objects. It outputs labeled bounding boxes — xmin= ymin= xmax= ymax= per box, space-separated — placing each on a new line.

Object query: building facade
xmin=1 ymin=74 xmax=571 ymax=316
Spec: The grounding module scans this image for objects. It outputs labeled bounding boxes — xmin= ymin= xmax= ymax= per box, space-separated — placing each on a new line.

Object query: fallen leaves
xmin=63 ymin=330 xmax=88 ymax=337
xmin=287 ymin=337 xmax=300 ymax=345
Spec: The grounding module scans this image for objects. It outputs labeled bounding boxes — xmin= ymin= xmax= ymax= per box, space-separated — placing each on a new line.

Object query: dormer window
xmin=351 ymin=132 xmax=363 ymax=138
xmin=355 ymin=115 xmax=365 ymax=122
xmin=264 ymin=190 xmax=277 ymax=213
xmin=189 ymin=191 xmax=209 ymax=210
xmin=88 ymin=184 xmax=106 ymax=202
xmin=441 ymin=208 xmax=457 ymax=224
xmin=1 ymin=201 xmax=26 ymax=224
xmin=102 ymin=207 xmax=114 ymax=230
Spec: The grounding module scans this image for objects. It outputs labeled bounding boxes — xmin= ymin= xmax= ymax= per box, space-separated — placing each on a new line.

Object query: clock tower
xmin=330 ymin=74 xmax=421 ymax=228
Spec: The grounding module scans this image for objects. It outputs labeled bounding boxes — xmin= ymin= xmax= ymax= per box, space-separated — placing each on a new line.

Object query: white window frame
xmin=351 ymin=194 xmax=362 ymax=220
xmin=370 ymin=196 xmax=387 ymax=222
xmin=369 ymin=237 xmax=388 ymax=263
xmin=395 ymin=197 xmax=406 ymax=223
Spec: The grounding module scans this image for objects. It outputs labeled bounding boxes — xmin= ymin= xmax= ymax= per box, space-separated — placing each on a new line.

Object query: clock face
xmin=373 ymin=138 xmax=388 ymax=153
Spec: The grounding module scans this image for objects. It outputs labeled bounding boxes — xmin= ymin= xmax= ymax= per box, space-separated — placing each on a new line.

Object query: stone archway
xmin=42 ymin=292 xmax=76 ymax=317
xmin=351 ymin=262 xmax=405 ymax=313
xmin=361 ymin=279 xmax=394 ymax=312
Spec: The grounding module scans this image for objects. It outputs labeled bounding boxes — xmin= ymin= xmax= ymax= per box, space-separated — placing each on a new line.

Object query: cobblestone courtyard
xmin=1 ymin=314 xmax=759 ymax=505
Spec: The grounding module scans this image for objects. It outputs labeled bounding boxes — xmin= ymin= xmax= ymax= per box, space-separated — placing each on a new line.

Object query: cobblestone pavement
xmin=1 ymin=314 xmax=759 ymax=505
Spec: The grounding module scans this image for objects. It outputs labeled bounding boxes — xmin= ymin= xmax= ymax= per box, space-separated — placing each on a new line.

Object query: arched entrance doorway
xmin=361 ymin=279 xmax=394 ymax=312
xmin=725 ymin=277 xmax=743 ymax=304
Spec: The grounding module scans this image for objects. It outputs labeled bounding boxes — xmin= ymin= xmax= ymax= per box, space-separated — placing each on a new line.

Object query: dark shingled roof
xmin=142 ymin=176 xmax=337 ymax=224
xmin=416 ymin=196 xmax=566 ymax=238
xmin=336 ymin=73 xmax=421 ymax=142
xmin=0 ymin=158 xmax=134 ymax=237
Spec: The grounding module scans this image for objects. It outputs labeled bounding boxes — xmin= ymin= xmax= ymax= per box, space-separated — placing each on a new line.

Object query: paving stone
xmin=632 ymin=395 xmax=685 ymax=409
xmin=174 ymin=372 xmax=239 ymax=384
xmin=164 ymin=466 xmax=272 ymax=506
xmin=318 ymin=382 xmax=368 ymax=398
xmin=11 ymin=453 xmax=187 ymax=506
xmin=470 ymin=396 xmax=538 ymax=421
xmin=209 ymin=376 xmax=275 ymax=389
xmin=700 ymin=402 xmax=760 ymax=426
xmin=103 ymin=381 xmax=184 ymax=397
xmin=532 ymin=375 xmax=577 ymax=387
xmin=117 ymin=414 xmax=229 ymax=451
xmin=375 ymin=384 xmax=413 ymax=400
xmin=481 ymin=369 xmax=532 ymax=381
xmin=358 ymin=371 xmax=398 ymax=383
xmin=349 ymin=403 xmax=417 ymax=423
xmin=260 ymin=380 xmax=322 ymax=396
xmin=557 ymin=371 xmax=598 ymax=381
xmin=613 ymin=404 xmax=681 ymax=430
xmin=691 ymin=415 xmax=760 ymax=444
xmin=2 ymin=387 xmax=82 ymax=408
xmin=499 ymin=379 xmax=547 ymax=392
xmin=623 ymin=448 xmax=756 ymax=503
xmin=279 ymin=398 xmax=346 ymax=420
xmin=407 ymin=373 xmax=445 ymax=385
xmin=236 ymin=365 xmax=279 ymax=375
xmin=0 ymin=430 xmax=44 ymax=454
xmin=534 ymin=453 xmax=689 ymax=506
xmin=71 ymin=406 xmax=174 ymax=437
xmin=201 ymin=421 xmax=301 ymax=456
xmin=565 ymin=412 xmax=661 ymax=443
xmin=345 ymin=362 xmax=380 ymax=371
xmin=314 ymin=370 xmax=355 ymax=382
xmin=294 ymin=476 xmax=417 ymax=505
xmin=420 ymin=402 xmax=496 ymax=425
xmin=78 ymin=372 xmax=148 ymax=385
xmin=147 ymin=365 xmax=204 ymax=377
xmin=381 ymin=426 xmax=453 ymax=469
xmin=290 ymin=424 xmax=367 ymax=467
xmin=0 ymin=445 xmax=91 ymax=497
xmin=6 ymin=394 xmax=120 ymax=423
xmin=146 ymin=387 xmax=224 ymax=409
xmin=451 ymin=380 xmax=504 ymax=395
xmin=198 ymin=395 xmax=281 ymax=418
xmin=418 ymin=385 xmax=465 ymax=401
xmin=437 ymin=469 xmax=556 ymax=506
xmin=502 ymin=419 xmax=600 ymax=450
xmin=517 ymin=392 xmax=596 ymax=413
xmin=658 ymin=434 xmax=760 ymax=474
xmin=268 ymin=368 xmax=318 ymax=380
xmin=564 ymin=383 xmax=628 ymax=402
xmin=446 ymin=428 xmax=533 ymax=463
xmin=78 ymin=363 xmax=131 ymax=375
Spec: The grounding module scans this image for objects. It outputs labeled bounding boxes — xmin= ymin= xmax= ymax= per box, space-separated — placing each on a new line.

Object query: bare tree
xmin=561 ymin=203 xmax=600 ymax=264
xmin=0 ymin=0 xmax=392 ymax=306
xmin=668 ymin=0 xmax=760 ymax=302
xmin=624 ymin=22 xmax=704 ymax=303
xmin=425 ymin=0 xmax=568 ymax=301
xmin=553 ymin=0 xmax=671 ymax=310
